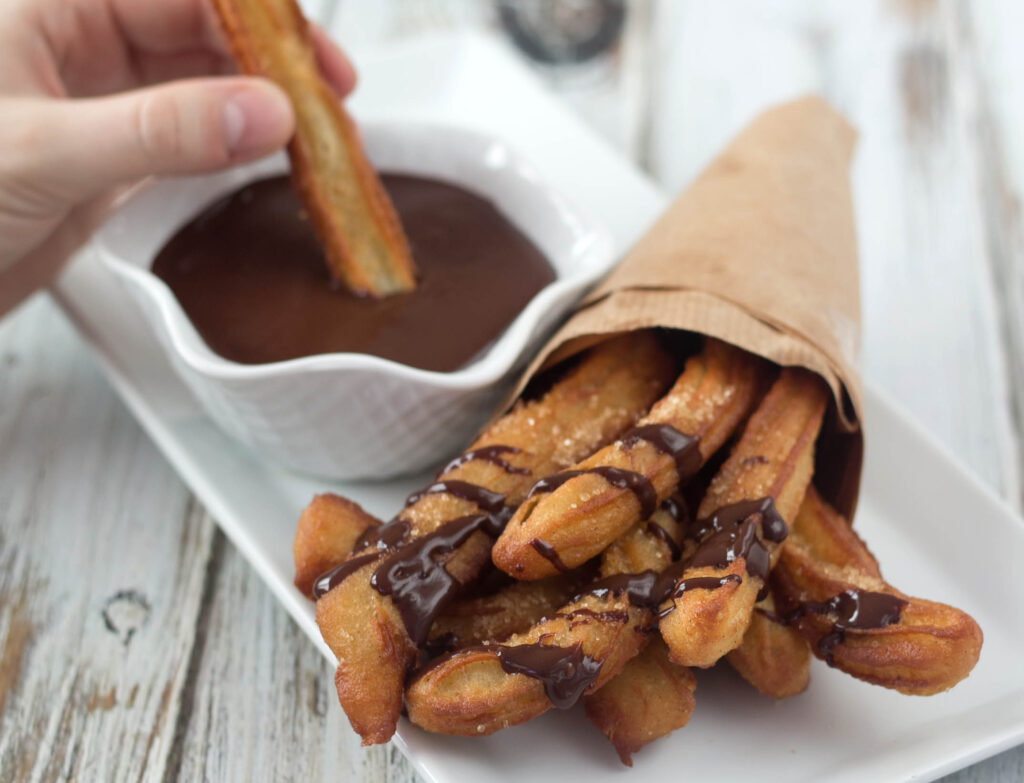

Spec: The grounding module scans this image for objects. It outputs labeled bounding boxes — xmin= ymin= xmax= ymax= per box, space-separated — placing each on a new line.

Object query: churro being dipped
xmin=212 ymin=0 xmax=417 ymax=295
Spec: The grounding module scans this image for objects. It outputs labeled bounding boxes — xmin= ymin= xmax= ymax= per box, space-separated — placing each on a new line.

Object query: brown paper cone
xmin=511 ymin=96 xmax=865 ymax=517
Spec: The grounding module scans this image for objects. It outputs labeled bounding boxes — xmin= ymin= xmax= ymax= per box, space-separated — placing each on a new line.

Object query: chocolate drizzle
xmin=354 ymin=517 xmax=412 ymax=553
xmin=559 ymin=607 xmax=631 ymax=627
xmin=404 ymin=480 xmax=508 ymax=513
xmin=658 ymin=575 xmax=743 ymax=618
xmin=437 ymin=445 xmax=530 ymax=478
xmin=371 ymin=513 xmax=507 ymax=645
xmin=621 ymin=423 xmax=702 ymax=481
xmin=659 ymin=493 xmax=690 ymax=525
xmin=784 ymin=588 xmax=907 ymax=665
xmin=313 ymin=475 xmax=517 ymax=643
xmin=647 ymin=494 xmax=688 ymax=560
xmin=493 ymin=642 xmax=602 ymax=709
xmin=687 ymin=497 xmax=787 ymax=598
xmin=581 ymin=565 xmax=741 ymax=616
xmin=311 ymin=552 xmax=382 ymax=599
xmin=584 ymin=570 xmax=665 ymax=610
xmin=572 ymin=497 xmax=783 ymax=619
xmin=523 ymin=425 xmax=700 ymax=521
xmin=528 ymin=467 xmax=658 ymax=519
xmin=355 ymin=475 xmax=510 ymax=555
xmin=530 ymin=538 xmax=571 ymax=573
xmin=647 ymin=522 xmax=682 ymax=561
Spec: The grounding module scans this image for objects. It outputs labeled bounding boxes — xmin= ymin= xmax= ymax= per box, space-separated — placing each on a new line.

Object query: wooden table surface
xmin=2 ymin=1 xmax=1022 ymax=780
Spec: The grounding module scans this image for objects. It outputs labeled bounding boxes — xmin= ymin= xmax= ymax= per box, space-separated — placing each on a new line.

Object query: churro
xmin=583 ymin=638 xmax=696 ymax=766
xmin=405 ymin=501 xmax=684 ymax=735
xmin=289 ymin=335 xmax=983 ymax=762
xmin=494 ymin=340 xmax=766 ymax=579
xmin=725 ymin=599 xmax=810 ymax=699
xmin=293 ymin=493 xmax=379 ymax=596
xmin=773 ymin=488 xmax=983 ymax=695
xmin=657 ymin=368 xmax=827 ymax=667
xmin=212 ymin=0 xmax=417 ymax=295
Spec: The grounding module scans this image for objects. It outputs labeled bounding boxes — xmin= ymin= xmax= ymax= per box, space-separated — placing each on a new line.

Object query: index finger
xmin=110 ymin=0 xmax=229 ymax=55
xmin=111 ymin=0 xmax=356 ymax=96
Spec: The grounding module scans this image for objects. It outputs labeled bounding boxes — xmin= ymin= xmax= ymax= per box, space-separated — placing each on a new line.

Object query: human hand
xmin=0 ymin=0 xmax=356 ymax=315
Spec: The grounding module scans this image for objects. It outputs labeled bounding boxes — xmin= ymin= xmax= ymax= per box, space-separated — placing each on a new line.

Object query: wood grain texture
xmin=0 ymin=296 xmax=212 ymax=782
xmin=645 ymin=0 xmax=1021 ymax=503
xmin=1 ymin=0 xmax=1022 ymax=780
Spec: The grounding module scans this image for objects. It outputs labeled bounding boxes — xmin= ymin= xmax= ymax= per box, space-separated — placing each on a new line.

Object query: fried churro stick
xmin=583 ymin=638 xmax=696 ymax=766
xmin=212 ymin=0 xmax=417 ymax=295
xmin=293 ymin=494 xmax=380 ymax=596
xmin=773 ymin=488 xmax=983 ymax=695
xmin=317 ymin=333 xmax=675 ymax=744
xmin=576 ymin=505 xmax=696 ymax=765
xmin=405 ymin=590 xmax=654 ymax=736
xmin=429 ymin=570 xmax=591 ymax=650
xmin=494 ymin=340 xmax=767 ymax=579
xmin=725 ymin=599 xmax=810 ymax=699
xmin=658 ymin=368 xmax=827 ymax=668
xmin=405 ymin=505 xmax=683 ymax=737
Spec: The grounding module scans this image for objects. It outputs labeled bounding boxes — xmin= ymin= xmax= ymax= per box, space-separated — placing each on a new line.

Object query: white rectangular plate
xmin=53 ymin=32 xmax=1024 ymax=783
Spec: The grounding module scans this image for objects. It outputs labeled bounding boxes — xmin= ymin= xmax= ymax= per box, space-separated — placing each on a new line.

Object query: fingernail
xmin=222 ymin=85 xmax=293 ymax=158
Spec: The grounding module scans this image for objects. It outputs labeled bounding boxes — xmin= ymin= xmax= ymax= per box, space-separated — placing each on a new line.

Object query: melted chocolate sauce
xmin=659 ymin=494 xmax=690 ymax=525
xmin=584 ymin=570 xmax=664 ymax=609
xmin=785 ymin=588 xmax=907 ymax=665
xmin=647 ymin=520 xmax=683 ymax=561
xmin=354 ymin=518 xmax=412 ymax=553
xmin=436 ymin=445 xmax=530 ymax=478
xmin=523 ymin=427 xmax=699 ymax=522
xmin=658 ymin=575 xmax=743 ymax=618
xmin=422 ymin=631 xmax=460 ymax=659
xmin=311 ymin=552 xmax=382 ymax=600
xmin=151 ymin=175 xmax=555 ymax=370
xmin=404 ymin=480 xmax=507 ymax=513
xmin=560 ymin=607 xmax=631 ymax=627
xmin=687 ymin=498 xmax=787 ymax=597
xmin=530 ymin=538 xmax=571 ymax=572
xmin=581 ymin=565 xmax=741 ymax=619
xmin=689 ymin=497 xmax=788 ymax=544
xmin=621 ymin=424 xmax=702 ymax=481
xmin=574 ymin=497 xmax=783 ymax=618
xmin=370 ymin=513 xmax=505 ymax=645
xmin=528 ymin=467 xmax=658 ymax=519
xmin=493 ymin=643 xmax=602 ymax=709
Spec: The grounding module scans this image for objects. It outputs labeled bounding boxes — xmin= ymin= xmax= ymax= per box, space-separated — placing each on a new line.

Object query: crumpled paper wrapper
xmin=512 ymin=96 xmax=865 ymax=517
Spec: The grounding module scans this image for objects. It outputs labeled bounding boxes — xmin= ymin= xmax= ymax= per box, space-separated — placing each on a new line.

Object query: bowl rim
xmin=93 ymin=120 xmax=615 ymax=391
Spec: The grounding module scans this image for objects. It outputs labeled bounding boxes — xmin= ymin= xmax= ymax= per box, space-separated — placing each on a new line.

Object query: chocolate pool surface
xmin=152 ymin=174 xmax=555 ymax=370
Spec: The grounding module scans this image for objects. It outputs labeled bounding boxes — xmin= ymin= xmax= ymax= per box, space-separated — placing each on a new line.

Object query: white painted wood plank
xmin=165 ymin=533 xmax=410 ymax=783
xmin=644 ymin=0 xmax=1019 ymax=500
xmin=0 ymin=296 xmax=214 ymax=782
xmin=933 ymin=1 xmax=1024 ymax=779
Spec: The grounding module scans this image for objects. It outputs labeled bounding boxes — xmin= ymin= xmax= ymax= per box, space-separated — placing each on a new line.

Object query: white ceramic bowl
xmin=93 ymin=121 xmax=615 ymax=479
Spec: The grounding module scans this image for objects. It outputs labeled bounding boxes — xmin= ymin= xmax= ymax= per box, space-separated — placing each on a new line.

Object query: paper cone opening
xmin=506 ymin=96 xmax=865 ymax=518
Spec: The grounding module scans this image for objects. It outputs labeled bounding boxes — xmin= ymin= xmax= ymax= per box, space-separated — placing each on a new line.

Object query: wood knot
xmin=101 ymin=589 xmax=151 ymax=646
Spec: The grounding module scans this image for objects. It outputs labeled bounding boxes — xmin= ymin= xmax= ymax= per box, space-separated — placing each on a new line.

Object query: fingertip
xmin=223 ymin=78 xmax=295 ymax=160
xmin=310 ymin=25 xmax=358 ymax=97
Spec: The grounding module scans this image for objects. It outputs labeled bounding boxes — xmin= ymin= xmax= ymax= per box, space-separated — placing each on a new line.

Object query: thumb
xmin=20 ymin=77 xmax=294 ymax=199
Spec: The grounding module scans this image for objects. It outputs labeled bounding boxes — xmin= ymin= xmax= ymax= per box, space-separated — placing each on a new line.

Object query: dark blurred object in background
xmin=497 ymin=0 xmax=625 ymax=65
